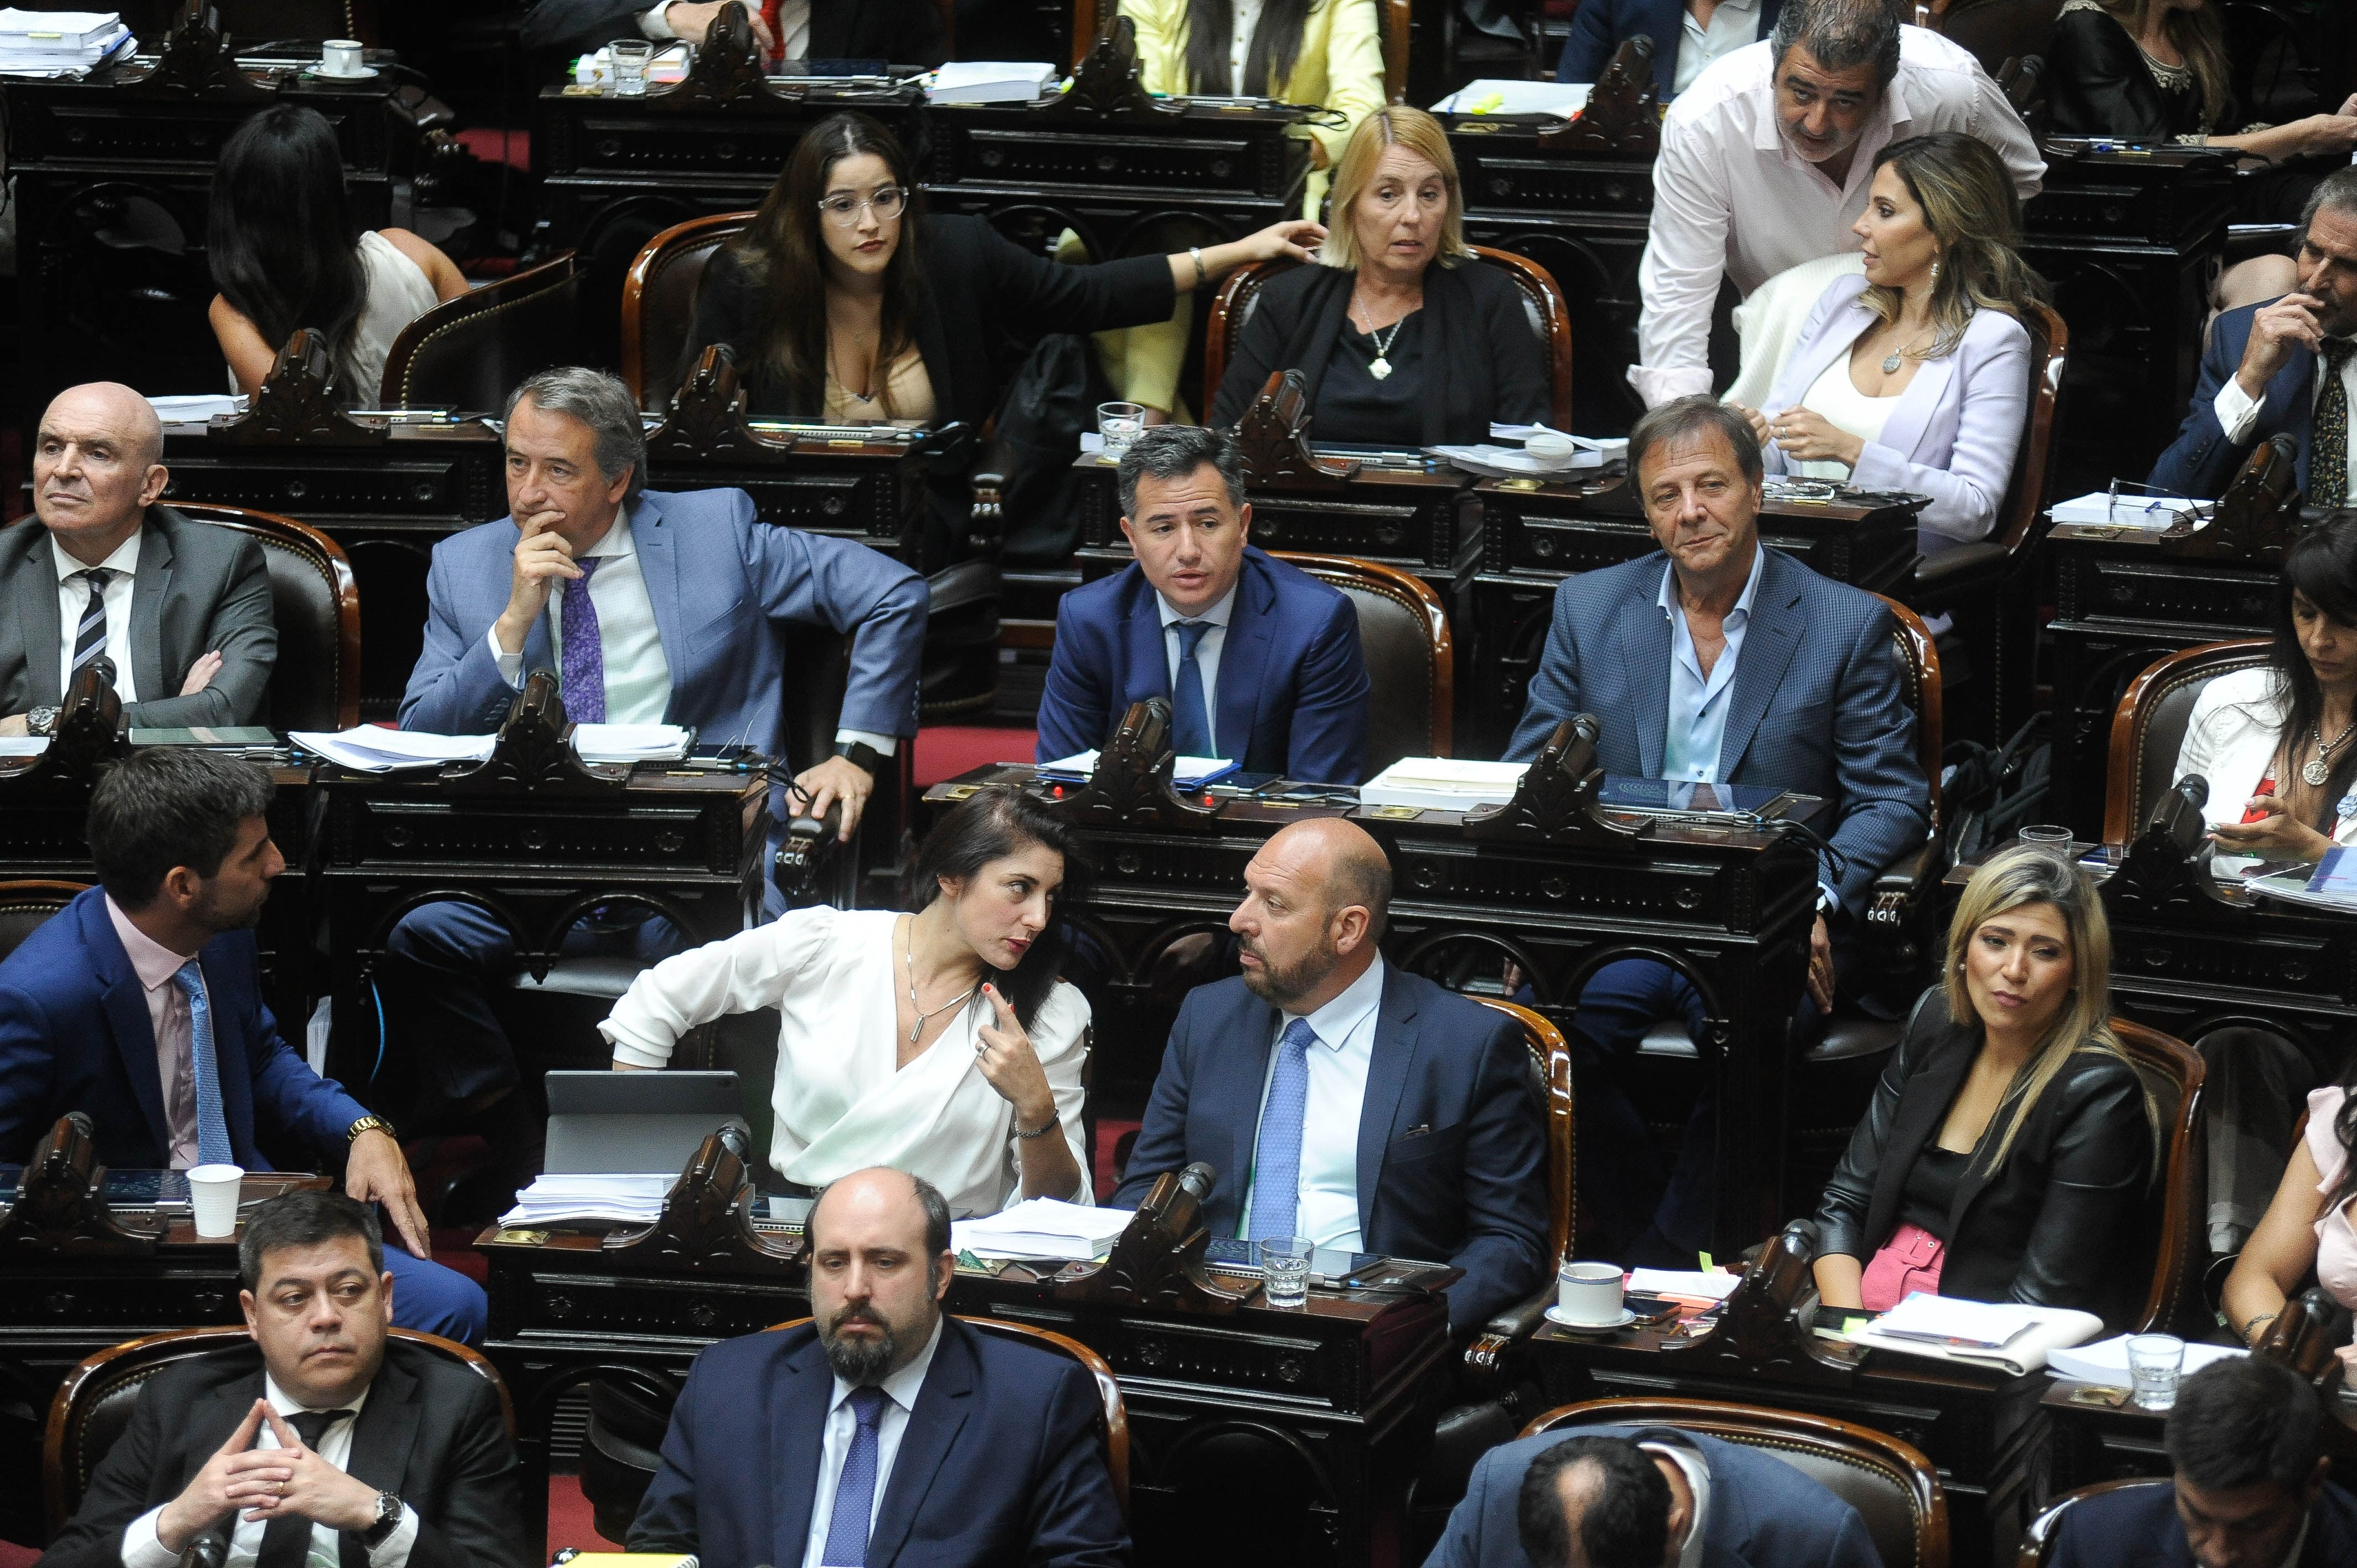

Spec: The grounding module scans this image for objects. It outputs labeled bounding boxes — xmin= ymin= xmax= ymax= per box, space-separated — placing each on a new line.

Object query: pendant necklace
xmin=1354 ymin=293 xmax=1408 ymax=380
xmin=900 ymin=916 xmax=980 ymax=1044
xmin=1881 ymin=329 xmax=1932 ymax=376
xmin=2305 ymin=716 xmax=2357 ymax=787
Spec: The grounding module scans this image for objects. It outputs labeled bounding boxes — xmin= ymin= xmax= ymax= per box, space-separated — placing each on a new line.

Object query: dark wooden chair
xmin=620 ymin=212 xmax=754 ymax=412
xmin=0 ymin=880 xmax=88 ymax=965
xmin=1933 ymin=0 xmax=2063 ymax=81
xmin=1271 ymin=551 xmax=1452 ymax=775
xmin=1522 ymin=1397 xmax=1949 ymax=1568
xmin=44 ymin=1325 xmax=512 ymax=1536
xmin=1475 ymin=997 xmax=1577 ymax=1272
xmin=2112 ymin=1018 xmax=2209 ymax=1335
xmin=167 ymin=503 xmax=363 ymax=733
xmin=2102 ymin=639 xmax=2272 ymax=848
xmin=1205 ymin=247 xmax=1575 ymax=432
xmin=2016 ymin=1478 xmax=2165 ymax=1566
xmin=378 ymin=251 xmax=579 ymax=411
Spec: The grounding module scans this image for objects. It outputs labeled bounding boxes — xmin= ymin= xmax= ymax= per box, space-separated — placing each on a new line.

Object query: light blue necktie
xmin=172 ymin=960 xmax=234 ymax=1167
xmin=1247 ymin=1018 xmax=1318 ymax=1242
xmin=820 ymin=1385 xmax=890 ymax=1566
xmin=1171 ymin=620 xmax=1213 ymax=759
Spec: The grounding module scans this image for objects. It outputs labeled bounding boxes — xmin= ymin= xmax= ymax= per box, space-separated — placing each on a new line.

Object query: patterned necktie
xmin=171 ymin=960 xmax=234 ymax=1168
xmin=253 ymin=1408 xmax=357 ymax=1568
xmin=559 ymin=556 xmax=606 ymax=724
xmin=2310 ymin=338 xmax=2354 ymax=509
xmin=1171 ymin=620 xmax=1213 ymax=759
xmin=820 ymin=1386 xmax=891 ymax=1567
xmin=1246 ymin=1018 xmax=1319 ymax=1242
xmin=70 ymin=568 xmax=115 ymax=680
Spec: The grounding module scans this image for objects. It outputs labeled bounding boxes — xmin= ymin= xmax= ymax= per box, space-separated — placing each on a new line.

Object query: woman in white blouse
xmin=2175 ymin=517 xmax=2357 ymax=865
xmin=601 ymin=785 xmax=1091 ymax=1216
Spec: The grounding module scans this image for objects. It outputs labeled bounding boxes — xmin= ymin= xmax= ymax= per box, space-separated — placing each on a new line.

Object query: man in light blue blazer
xmin=386 ymin=368 xmax=927 ymax=1169
xmin=1036 ymin=424 xmax=1371 ymax=784
xmin=1506 ymin=397 xmax=1927 ymax=1266
xmin=1556 ymin=0 xmax=1785 ymax=100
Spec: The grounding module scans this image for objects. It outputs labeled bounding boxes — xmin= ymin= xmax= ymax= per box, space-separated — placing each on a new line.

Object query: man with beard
xmin=37 ymin=1190 xmax=522 ymax=1568
xmin=0 ymin=748 xmax=486 ymax=1343
xmin=1112 ymin=817 xmax=1548 ymax=1333
xmin=629 ymin=1167 xmax=1126 ymax=1568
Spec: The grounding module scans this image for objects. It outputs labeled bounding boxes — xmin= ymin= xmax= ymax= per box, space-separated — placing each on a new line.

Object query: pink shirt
xmin=102 ymin=895 xmax=207 ymax=1169
xmin=2303 ymin=1086 xmax=2357 ymax=1312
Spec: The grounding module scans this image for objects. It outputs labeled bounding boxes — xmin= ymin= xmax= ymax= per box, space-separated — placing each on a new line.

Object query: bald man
xmin=630 ymin=1168 xmax=1127 ymax=1568
xmin=1113 ymin=818 xmax=1550 ymax=1333
xmin=0 ymin=383 xmax=276 ymax=735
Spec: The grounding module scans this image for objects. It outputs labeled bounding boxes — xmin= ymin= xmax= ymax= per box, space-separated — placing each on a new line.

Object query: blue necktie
xmin=820 ymin=1385 xmax=890 ymax=1566
xmin=1171 ymin=620 xmax=1213 ymax=759
xmin=1246 ymin=1018 xmax=1318 ymax=1242
xmin=172 ymin=960 xmax=234 ymax=1167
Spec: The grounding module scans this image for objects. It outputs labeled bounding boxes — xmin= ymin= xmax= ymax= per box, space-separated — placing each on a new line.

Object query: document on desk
xmin=572 ymin=724 xmax=693 ymax=764
xmin=500 ymin=1173 xmax=673 ymax=1229
xmin=2049 ymin=491 xmax=2202 ymax=530
xmin=1037 ymin=750 xmax=1239 ymax=790
xmin=1431 ymin=80 xmax=1590 ymax=117
xmin=290 ymin=727 xmax=496 ymax=773
xmin=0 ymin=737 xmax=49 ymax=758
xmin=1360 ymin=757 xmax=1527 ymax=812
xmin=2048 ymin=1333 xmax=2245 ymax=1385
xmin=951 ymin=1198 xmax=1132 ymax=1261
xmin=1628 ymin=1268 xmax=1741 ymax=1303
xmin=1850 ymin=1293 xmax=2103 ymax=1375
xmin=2247 ymin=847 xmax=2357 ymax=913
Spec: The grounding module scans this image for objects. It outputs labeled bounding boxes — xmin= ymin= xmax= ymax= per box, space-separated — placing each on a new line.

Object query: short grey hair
xmin=2299 ymin=165 xmax=2357 ymax=246
xmin=504 ymin=367 xmax=646 ymax=501
xmin=1116 ymin=423 xmax=1246 ymax=519
xmin=1628 ymin=395 xmax=1765 ymax=486
xmin=1771 ymin=0 xmax=1902 ymax=91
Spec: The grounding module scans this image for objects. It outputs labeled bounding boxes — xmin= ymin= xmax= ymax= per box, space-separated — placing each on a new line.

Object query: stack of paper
xmin=500 ymin=1173 xmax=673 ymax=1229
xmin=2249 ymin=847 xmax=2357 ymax=913
xmin=0 ymin=737 xmax=49 ymax=759
xmin=1360 ymin=757 xmax=1527 ymax=813
xmin=1429 ymin=441 xmax=1617 ymax=478
xmin=1037 ymin=749 xmax=1239 ymax=790
xmin=2048 ymin=1333 xmax=2245 ymax=1385
xmin=0 ymin=9 xmax=132 ymax=76
xmin=290 ymin=726 xmax=495 ymax=773
xmin=2051 ymin=491 xmax=2202 ymax=529
xmin=1432 ymin=79 xmax=1590 ymax=117
xmin=573 ymin=724 xmax=693 ymax=764
xmin=927 ymin=60 xmax=1058 ymax=103
xmin=950 ymin=1198 xmax=1131 ymax=1261
xmin=1628 ymin=1267 xmax=1741 ymax=1303
xmin=147 ymin=394 xmax=245 ymax=425
xmin=1851 ymin=1292 xmax=2103 ymax=1375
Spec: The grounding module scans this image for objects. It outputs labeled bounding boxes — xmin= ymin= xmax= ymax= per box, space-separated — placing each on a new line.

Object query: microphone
xmin=716 ymin=1123 xmax=750 ymax=1159
xmin=2147 ymin=772 xmax=2209 ymax=854
xmin=1176 ymin=1163 xmax=1216 ymax=1202
xmin=2171 ymin=773 xmax=2209 ymax=813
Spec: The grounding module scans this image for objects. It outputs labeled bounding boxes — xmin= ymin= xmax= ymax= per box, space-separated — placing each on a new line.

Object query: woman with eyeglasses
xmin=1208 ymin=106 xmax=1550 ymax=445
xmin=682 ymin=110 xmax=1322 ymax=426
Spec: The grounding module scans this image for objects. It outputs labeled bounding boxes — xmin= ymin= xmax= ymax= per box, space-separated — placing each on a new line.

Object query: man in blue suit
xmin=0 ymin=748 xmax=486 ymax=1344
xmin=1506 ymin=396 xmax=1927 ymax=1266
xmin=1557 ymin=0 xmax=1784 ymax=100
xmin=2149 ymin=170 xmax=2357 ymax=504
xmin=630 ymin=1167 xmax=1126 ymax=1568
xmin=385 ymin=368 xmax=927 ymax=1163
xmin=1036 ymin=424 xmax=1371 ymax=784
xmin=1430 ymin=1423 xmax=1878 ymax=1568
xmin=1113 ymin=816 xmax=1550 ymax=1334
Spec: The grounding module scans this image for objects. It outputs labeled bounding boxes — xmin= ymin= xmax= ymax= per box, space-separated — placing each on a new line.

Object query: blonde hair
xmin=1862 ymin=132 xmax=2050 ymax=361
xmin=2097 ymin=0 xmax=2230 ymax=128
xmin=1942 ymin=845 xmax=2157 ymax=1177
xmin=1320 ymin=106 xmax=1475 ymax=272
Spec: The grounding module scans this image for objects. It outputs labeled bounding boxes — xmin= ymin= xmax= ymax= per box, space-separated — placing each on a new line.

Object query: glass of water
xmin=2126 ymin=1333 xmax=2185 ymax=1410
xmin=2017 ymin=824 xmax=2073 ymax=856
xmin=1097 ymin=401 xmax=1145 ymax=459
xmin=1259 ymin=1235 xmax=1313 ymax=1308
xmin=610 ymin=39 xmax=653 ymax=95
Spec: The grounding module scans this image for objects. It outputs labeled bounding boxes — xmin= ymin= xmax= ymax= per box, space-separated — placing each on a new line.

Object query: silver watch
xmin=362 ymin=1490 xmax=403 ymax=1547
xmin=26 ymin=706 xmax=58 ymax=736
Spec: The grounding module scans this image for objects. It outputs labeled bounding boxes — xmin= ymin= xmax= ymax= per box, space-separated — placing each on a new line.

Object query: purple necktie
xmin=559 ymin=557 xmax=606 ymax=723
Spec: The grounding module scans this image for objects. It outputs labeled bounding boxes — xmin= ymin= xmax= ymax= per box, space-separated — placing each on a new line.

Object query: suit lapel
xmin=13 ymin=526 xmax=65 ymax=707
xmin=1354 ymin=967 xmax=1418 ymax=1236
xmin=1225 ymin=991 xmax=1282 ymax=1218
xmin=1879 ymin=349 xmax=1957 ymax=462
xmin=1620 ymin=579 xmax=1673 ymax=778
xmin=1716 ymin=554 xmax=1802 ymax=778
xmin=1120 ymin=582 xmax=1170 ymax=714
xmin=627 ymin=496 xmax=686 ymax=721
xmin=866 ymin=1323 xmax=976 ymax=1568
xmin=84 ymin=894 xmax=173 ymax=1156
xmin=127 ymin=514 xmax=174 ymax=703
xmin=340 ymin=1357 xmax=423 ymax=1568
xmin=771 ymin=1333 xmax=833 ymax=1568
xmin=1213 ymin=554 xmax=1275 ymax=766
xmin=2280 ymin=345 xmax=2318 ymax=494
xmin=1778 ymin=297 xmax=1868 ymax=423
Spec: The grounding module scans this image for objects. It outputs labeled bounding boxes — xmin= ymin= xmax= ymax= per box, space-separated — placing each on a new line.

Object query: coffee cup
xmin=1556 ymin=1261 xmax=1625 ymax=1324
xmin=321 ymin=39 xmax=364 ymax=75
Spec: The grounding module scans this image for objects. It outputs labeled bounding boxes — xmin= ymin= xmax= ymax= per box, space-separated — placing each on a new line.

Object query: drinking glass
xmin=2017 ymin=824 xmax=2073 ymax=856
xmin=1097 ymin=401 xmax=1145 ymax=458
xmin=2127 ymin=1334 xmax=2185 ymax=1410
xmin=1259 ymin=1236 xmax=1313 ymax=1308
xmin=610 ymin=39 xmax=653 ymax=95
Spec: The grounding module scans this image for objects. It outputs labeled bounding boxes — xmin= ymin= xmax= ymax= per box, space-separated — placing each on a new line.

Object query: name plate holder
xmin=1534 ymin=37 xmax=1660 ymax=158
xmin=210 ymin=329 xmax=388 ymax=448
xmin=1659 ymin=1220 xmax=1859 ymax=1385
xmin=1054 ymin=697 xmax=1222 ymax=833
xmin=1461 ymin=716 xmax=1656 ymax=848
xmin=1232 ymin=369 xmax=1360 ymax=491
xmin=2153 ymin=434 xmax=2305 ymax=564
xmin=601 ymin=1126 xmax=805 ymax=1272
xmin=1054 ymin=1163 xmax=1252 ymax=1313
xmin=0 ymin=1115 xmax=164 ymax=1257
xmin=441 ymin=672 xmax=632 ymax=799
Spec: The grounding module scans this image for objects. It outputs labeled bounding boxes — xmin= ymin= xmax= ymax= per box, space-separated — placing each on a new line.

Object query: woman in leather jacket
xmin=1812 ymin=845 xmax=2160 ymax=1323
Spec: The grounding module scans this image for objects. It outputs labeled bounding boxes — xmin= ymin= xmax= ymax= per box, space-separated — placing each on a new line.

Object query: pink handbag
xmin=1859 ymin=1221 xmax=1947 ymax=1312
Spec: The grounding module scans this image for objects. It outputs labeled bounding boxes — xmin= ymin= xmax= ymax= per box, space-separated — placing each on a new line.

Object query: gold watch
xmin=346 ymin=1115 xmax=395 ymax=1144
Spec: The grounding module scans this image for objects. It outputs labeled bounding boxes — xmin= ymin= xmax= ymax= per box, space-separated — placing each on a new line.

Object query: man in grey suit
xmin=1505 ymin=396 xmax=1929 ymax=1266
xmin=0 ymin=383 xmax=275 ymax=736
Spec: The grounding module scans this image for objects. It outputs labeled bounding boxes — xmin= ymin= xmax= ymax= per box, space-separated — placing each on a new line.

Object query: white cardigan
xmin=600 ymin=906 xmax=1093 ymax=1218
xmin=2171 ymin=664 xmax=2357 ymax=847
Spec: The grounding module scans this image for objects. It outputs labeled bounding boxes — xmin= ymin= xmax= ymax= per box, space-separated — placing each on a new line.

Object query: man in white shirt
xmin=2152 ymin=167 xmax=2357 ymax=503
xmin=1629 ymin=0 xmax=2042 ymax=407
xmin=629 ymin=1167 xmax=1126 ymax=1568
xmin=38 ymin=1190 xmax=521 ymax=1568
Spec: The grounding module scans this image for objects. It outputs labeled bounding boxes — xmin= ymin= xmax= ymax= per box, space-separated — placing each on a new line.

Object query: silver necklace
xmin=1880 ymin=329 xmax=1933 ymax=376
xmin=2305 ymin=716 xmax=2357 ymax=786
xmin=900 ymin=916 xmax=979 ymax=1044
xmin=1352 ymin=295 xmax=1409 ymax=380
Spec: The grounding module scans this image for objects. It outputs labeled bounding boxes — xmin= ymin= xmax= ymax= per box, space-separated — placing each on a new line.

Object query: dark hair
xmin=2165 ymin=1358 xmax=2320 ymax=1493
xmin=2265 ymin=515 xmax=2357 ymax=838
xmin=903 ymin=785 xmax=1088 ymax=1030
xmin=809 ymin=1169 xmax=953 ymax=1259
xmin=1116 ymin=423 xmax=1246 ymax=518
xmin=208 ymin=104 xmax=367 ymax=398
xmin=88 ymin=749 xmax=275 ymax=910
xmin=2301 ymin=165 xmax=2357 ymax=246
xmin=1180 ymin=0 xmax=1310 ymax=100
xmin=719 ymin=112 xmax=927 ymax=416
xmin=507 ymin=367 xmax=647 ymax=502
xmin=238 ymin=1190 xmax=385 ymax=1292
xmin=1628 ymin=395 xmax=1765 ymax=487
xmin=1516 ymin=1436 xmax=1673 ymax=1568
xmin=1771 ymin=0 xmax=1902 ymax=90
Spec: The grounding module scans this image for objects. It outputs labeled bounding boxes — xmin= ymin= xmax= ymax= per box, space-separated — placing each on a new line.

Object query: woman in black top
xmin=1208 ymin=105 xmax=1551 ymax=445
xmin=1813 ymin=845 xmax=2159 ymax=1325
xmin=2046 ymin=0 xmax=2357 ymax=161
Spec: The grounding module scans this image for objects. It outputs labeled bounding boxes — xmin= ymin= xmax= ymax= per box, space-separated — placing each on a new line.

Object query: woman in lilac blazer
xmin=1736 ymin=132 xmax=2048 ymax=555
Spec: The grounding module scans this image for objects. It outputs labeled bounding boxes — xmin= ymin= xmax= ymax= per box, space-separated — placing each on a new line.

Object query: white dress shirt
xmin=642 ymin=0 xmax=812 ymax=56
xmin=1640 ymin=1440 xmax=1712 ymax=1568
xmin=1236 ymin=953 xmax=1388 ymax=1252
xmin=1673 ymin=0 xmax=1760 ymax=96
xmin=104 ymin=895 xmax=207 ymax=1169
xmin=52 ymin=531 xmax=141 ymax=703
xmin=800 ymin=1317 xmax=944 ymax=1568
xmin=121 ymin=1376 xmax=419 ymax=1568
xmin=1228 ymin=0 xmax=1264 ymax=94
xmin=1659 ymin=546 xmax=1763 ymax=783
xmin=2212 ymin=334 xmax=2357 ymax=501
xmin=1158 ymin=580 xmax=1239 ymax=759
xmin=1632 ymin=26 xmax=2044 ymax=406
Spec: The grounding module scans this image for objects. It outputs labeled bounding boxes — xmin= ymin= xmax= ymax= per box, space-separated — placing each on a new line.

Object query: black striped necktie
xmin=70 ymin=568 xmax=115 ymax=680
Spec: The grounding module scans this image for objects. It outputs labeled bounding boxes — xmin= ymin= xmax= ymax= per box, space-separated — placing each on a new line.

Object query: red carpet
xmin=914 ymin=725 xmax=1035 ymax=787
xmin=547 ymin=1473 xmax=625 ymax=1554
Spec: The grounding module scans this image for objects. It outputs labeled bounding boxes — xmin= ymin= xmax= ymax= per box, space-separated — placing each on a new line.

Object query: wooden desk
xmin=2042 ymin=1376 xmax=2357 ymax=1493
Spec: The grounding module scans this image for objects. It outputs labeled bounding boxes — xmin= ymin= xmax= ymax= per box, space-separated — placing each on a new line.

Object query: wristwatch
xmin=346 ymin=1115 xmax=395 ymax=1145
xmin=832 ymin=740 xmax=882 ymax=776
xmin=362 ymin=1490 xmax=403 ymax=1548
xmin=26 ymin=706 xmax=58 ymax=736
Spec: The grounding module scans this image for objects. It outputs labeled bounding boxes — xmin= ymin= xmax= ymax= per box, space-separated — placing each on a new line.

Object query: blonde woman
xmin=1733 ymin=132 xmax=2045 ymax=556
xmin=1812 ymin=846 xmax=2159 ymax=1324
xmin=1207 ymin=105 xmax=1548 ymax=443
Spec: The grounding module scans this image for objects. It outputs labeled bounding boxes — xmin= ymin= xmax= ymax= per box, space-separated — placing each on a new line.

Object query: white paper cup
xmin=1556 ymin=1261 xmax=1624 ymax=1324
xmin=321 ymin=39 xmax=363 ymax=74
xmin=187 ymin=1164 xmax=245 ymax=1237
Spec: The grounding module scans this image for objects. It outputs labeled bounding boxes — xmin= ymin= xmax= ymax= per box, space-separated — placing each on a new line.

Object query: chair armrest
xmin=1461 ymin=1282 xmax=1558 ymax=1396
xmin=1911 ymin=540 xmax=2010 ymax=594
xmin=1867 ymin=837 xmax=1946 ymax=929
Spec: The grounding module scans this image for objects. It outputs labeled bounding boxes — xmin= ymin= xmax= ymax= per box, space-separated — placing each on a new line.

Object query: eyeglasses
xmin=816 ymin=187 xmax=907 ymax=226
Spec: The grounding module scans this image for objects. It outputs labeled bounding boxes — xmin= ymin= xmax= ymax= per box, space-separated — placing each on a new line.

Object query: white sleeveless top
xmin=341 ymin=230 xmax=441 ymax=404
xmin=1789 ymin=354 xmax=1902 ymax=482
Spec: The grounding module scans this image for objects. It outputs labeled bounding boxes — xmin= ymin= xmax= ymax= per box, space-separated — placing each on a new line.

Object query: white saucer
xmin=1546 ymin=1304 xmax=1639 ymax=1333
xmin=312 ymin=64 xmax=379 ymax=79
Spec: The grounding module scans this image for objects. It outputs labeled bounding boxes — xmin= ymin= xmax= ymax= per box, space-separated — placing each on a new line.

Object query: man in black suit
xmin=2045 ymin=1356 xmax=2357 ymax=1568
xmin=0 ymin=383 xmax=276 ymax=736
xmin=37 ymin=1190 xmax=522 ymax=1568
xmin=519 ymin=0 xmax=946 ymax=66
